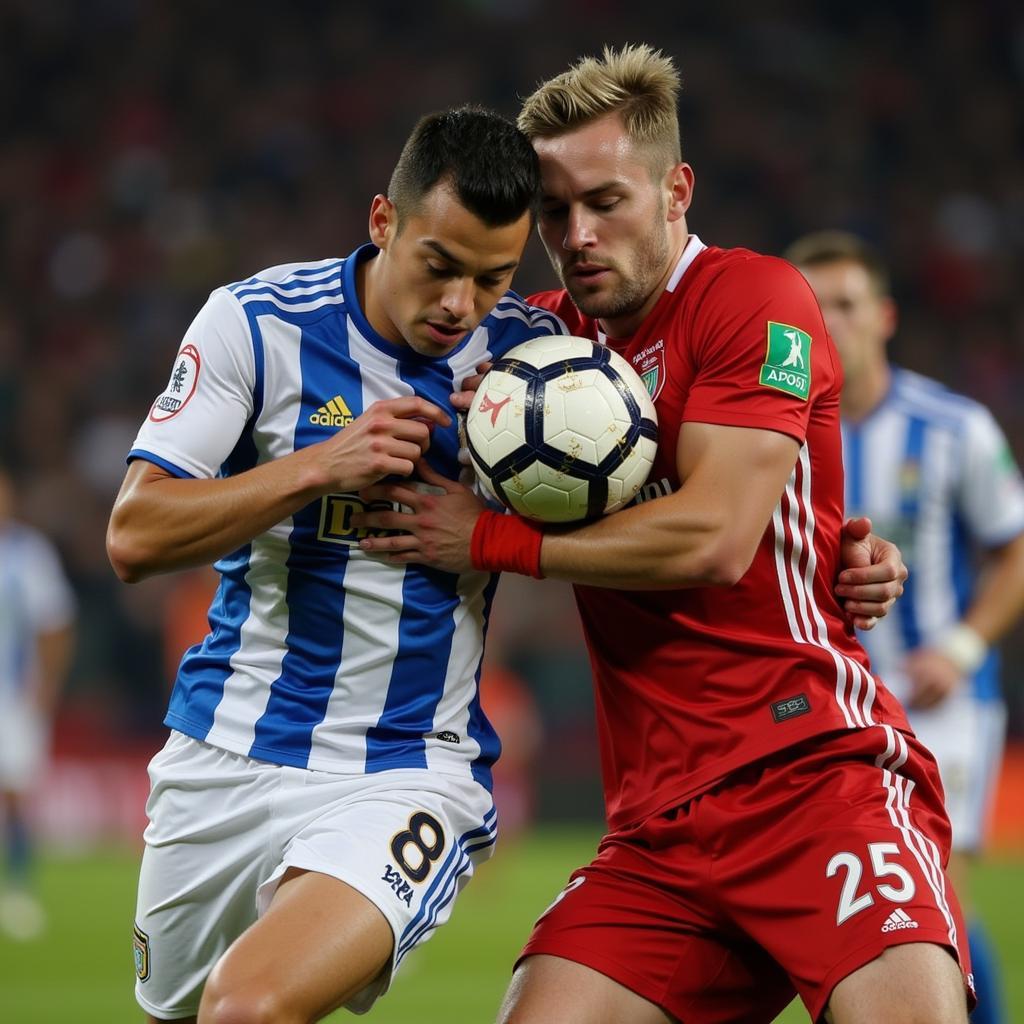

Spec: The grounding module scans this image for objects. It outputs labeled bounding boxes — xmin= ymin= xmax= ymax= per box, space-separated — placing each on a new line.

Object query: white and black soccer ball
xmin=465 ymin=335 xmax=659 ymax=523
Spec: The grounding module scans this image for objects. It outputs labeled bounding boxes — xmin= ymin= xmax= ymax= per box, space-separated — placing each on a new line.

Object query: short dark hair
xmin=784 ymin=230 xmax=891 ymax=297
xmin=388 ymin=105 xmax=540 ymax=227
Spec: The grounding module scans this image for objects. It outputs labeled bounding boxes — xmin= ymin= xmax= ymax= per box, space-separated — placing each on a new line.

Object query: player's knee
xmin=197 ymin=977 xmax=297 ymax=1024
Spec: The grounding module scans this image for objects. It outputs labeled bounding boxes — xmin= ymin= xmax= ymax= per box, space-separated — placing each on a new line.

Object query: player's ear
xmin=665 ymin=163 xmax=694 ymax=223
xmin=368 ymin=195 xmax=397 ymax=249
xmin=880 ymin=296 xmax=898 ymax=345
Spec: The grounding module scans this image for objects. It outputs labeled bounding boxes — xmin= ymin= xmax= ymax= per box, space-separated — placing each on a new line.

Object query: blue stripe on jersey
xmin=127 ymin=449 xmax=197 ymax=478
xmin=468 ymin=572 xmax=502 ymax=789
xmin=231 ymin=283 xmax=345 ymax=305
xmin=249 ymin=314 xmax=362 ymax=765
xmin=361 ymin=352 xmax=469 ymax=771
xmin=395 ymin=807 xmax=498 ymax=964
xmin=165 ymin=544 xmax=256 ymax=736
xmin=364 ymin=565 xmax=462 ymax=771
xmin=227 ymin=260 xmax=344 ymax=295
xmin=896 ymin=415 xmax=926 ymax=653
xmin=223 ymin=304 xmax=267 ymax=477
xmin=165 ymin=302 xmax=267 ymax=739
xmin=845 ymin=426 xmax=863 ymax=511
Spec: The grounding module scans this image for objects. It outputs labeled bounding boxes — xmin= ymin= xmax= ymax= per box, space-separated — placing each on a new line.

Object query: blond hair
xmin=518 ymin=44 xmax=682 ymax=174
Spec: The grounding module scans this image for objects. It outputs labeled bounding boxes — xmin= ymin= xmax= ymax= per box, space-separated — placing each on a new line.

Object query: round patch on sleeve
xmin=149 ymin=343 xmax=201 ymax=422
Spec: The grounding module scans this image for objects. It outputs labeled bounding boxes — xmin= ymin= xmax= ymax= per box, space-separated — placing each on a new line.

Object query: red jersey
xmin=528 ymin=236 xmax=912 ymax=830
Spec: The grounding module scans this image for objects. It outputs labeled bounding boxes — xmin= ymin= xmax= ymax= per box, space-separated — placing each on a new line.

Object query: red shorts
xmin=521 ymin=726 xmax=974 ymax=1023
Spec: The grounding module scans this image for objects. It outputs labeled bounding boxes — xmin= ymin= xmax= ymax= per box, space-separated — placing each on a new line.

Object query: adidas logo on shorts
xmin=881 ymin=908 xmax=919 ymax=932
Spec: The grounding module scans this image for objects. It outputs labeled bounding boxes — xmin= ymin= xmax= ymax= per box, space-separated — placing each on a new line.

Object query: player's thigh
xmin=713 ymin=727 xmax=973 ymax=1021
xmin=200 ymin=868 xmax=393 ymax=1024
xmin=253 ymin=766 xmax=496 ymax=1014
xmin=826 ymin=942 xmax=969 ymax=1024
xmin=516 ymin=835 xmax=794 ymax=1024
xmin=134 ymin=732 xmax=280 ymax=1019
xmin=498 ymin=954 xmax=675 ymax=1024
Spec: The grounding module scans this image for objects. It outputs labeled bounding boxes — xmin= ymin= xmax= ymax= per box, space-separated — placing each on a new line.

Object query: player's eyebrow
xmin=423 ymin=240 xmax=519 ymax=275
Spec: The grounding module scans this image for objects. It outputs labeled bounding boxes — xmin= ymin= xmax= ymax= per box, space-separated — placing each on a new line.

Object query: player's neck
xmin=842 ymin=359 xmax=890 ymax=422
xmin=357 ymin=251 xmax=403 ymax=347
xmin=598 ymin=232 xmax=690 ymax=340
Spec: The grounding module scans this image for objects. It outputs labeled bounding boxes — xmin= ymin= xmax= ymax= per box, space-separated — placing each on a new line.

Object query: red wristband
xmin=471 ymin=509 xmax=545 ymax=579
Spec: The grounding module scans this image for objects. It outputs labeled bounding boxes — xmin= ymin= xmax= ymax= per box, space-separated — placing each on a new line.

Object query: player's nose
xmin=564 ymin=207 xmax=597 ymax=252
xmin=440 ymin=278 xmax=475 ymax=320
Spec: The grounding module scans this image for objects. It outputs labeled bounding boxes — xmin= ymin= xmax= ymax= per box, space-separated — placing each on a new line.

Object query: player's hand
xmin=902 ymin=647 xmax=962 ymax=709
xmin=319 ymin=397 xmax=450 ymax=491
xmin=834 ymin=516 xmax=908 ymax=630
xmin=450 ymin=361 xmax=493 ymax=413
xmin=354 ymin=459 xmax=484 ymax=573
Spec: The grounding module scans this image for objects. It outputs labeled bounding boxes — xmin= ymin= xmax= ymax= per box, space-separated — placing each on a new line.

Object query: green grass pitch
xmin=1 ymin=829 xmax=1020 ymax=1022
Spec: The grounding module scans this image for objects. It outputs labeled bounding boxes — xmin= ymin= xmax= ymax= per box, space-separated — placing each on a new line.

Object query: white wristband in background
xmin=937 ymin=623 xmax=988 ymax=675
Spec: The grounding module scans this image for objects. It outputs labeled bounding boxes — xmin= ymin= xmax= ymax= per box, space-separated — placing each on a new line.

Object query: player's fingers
xmin=351 ymin=506 xmax=416 ymax=531
xmin=852 ymin=615 xmax=879 ymax=631
xmin=414 ymin=458 xmax=460 ymax=493
xmin=835 ymin=569 xmax=901 ymax=593
xmin=358 ymin=483 xmax=421 ymax=509
xmin=841 ymin=599 xmax=894 ymax=618
xmin=842 ymin=516 xmax=873 ymax=540
xmin=359 ymin=533 xmax=420 ymax=553
xmin=379 ymin=396 xmax=451 ymax=428
xmin=834 ymin=580 xmax=901 ymax=601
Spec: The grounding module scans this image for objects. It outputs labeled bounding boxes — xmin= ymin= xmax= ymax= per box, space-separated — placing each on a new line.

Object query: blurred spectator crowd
xmin=2 ymin=0 xmax=1023 ymax=786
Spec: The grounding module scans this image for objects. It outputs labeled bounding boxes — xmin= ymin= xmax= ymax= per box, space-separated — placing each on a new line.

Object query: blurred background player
xmin=787 ymin=230 xmax=1024 ymax=1024
xmin=0 ymin=465 xmax=76 ymax=941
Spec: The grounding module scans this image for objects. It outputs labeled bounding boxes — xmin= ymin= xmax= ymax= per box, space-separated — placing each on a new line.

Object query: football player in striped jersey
xmin=107 ymin=106 xmax=566 ymax=1024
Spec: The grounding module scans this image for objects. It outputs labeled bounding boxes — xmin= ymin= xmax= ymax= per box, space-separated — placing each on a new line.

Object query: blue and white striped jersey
xmin=842 ymin=368 xmax=1024 ymax=703
xmin=129 ymin=245 xmax=566 ymax=786
xmin=0 ymin=522 xmax=75 ymax=702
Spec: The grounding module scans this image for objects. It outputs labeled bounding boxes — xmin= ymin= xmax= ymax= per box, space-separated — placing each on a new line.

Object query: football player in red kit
xmin=357 ymin=45 xmax=971 ymax=1024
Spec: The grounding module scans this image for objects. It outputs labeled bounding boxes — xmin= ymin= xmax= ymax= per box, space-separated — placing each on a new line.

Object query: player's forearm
xmin=34 ymin=625 xmax=74 ymax=715
xmin=961 ymin=531 xmax=1024 ymax=644
xmin=538 ymin=493 xmax=756 ymax=590
xmin=107 ymin=452 xmax=331 ymax=582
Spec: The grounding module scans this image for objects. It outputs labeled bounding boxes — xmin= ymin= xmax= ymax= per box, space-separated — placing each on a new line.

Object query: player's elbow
xmin=105 ymin=518 xmax=154 ymax=584
xmin=687 ymin=531 xmax=758 ymax=588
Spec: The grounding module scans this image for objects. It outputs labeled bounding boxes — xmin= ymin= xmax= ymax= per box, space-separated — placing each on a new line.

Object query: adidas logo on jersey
xmin=881 ymin=909 xmax=918 ymax=932
xmin=310 ymin=396 xmax=354 ymax=427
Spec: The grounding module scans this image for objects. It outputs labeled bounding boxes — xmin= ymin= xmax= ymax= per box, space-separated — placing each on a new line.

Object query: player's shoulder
xmin=483 ymin=290 xmax=570 ymax=338
xmin=890 ymin=367 xmax=993 ymax=428
xmin=221 ymin=257 xmax=347 ymax=313
xmin=696 ymin=246 xmax=812 ymax=297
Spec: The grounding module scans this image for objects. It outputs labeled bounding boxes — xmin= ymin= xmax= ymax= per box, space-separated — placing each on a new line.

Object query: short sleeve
xmin=682 ymin=257 xmax=836 ymax=445
xmin=957 ymin=405 xmax=1024 ymax=547
xmin=21 ymin=531 xmax=75 ymax=633
xmin=128 ymin=288 xmax=256 ymax=479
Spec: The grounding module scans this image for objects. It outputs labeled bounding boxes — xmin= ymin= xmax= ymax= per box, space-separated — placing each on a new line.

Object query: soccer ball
xmin=465 ymin=335 xmax=659 ymax=523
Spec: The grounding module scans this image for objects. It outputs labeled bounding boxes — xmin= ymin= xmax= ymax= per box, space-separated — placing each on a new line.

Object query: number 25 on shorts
xmin=826 ymin=842 xmax=916 ymax=924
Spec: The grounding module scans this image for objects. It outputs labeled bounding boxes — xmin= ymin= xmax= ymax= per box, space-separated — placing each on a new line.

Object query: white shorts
xmin=0 ymin=696 xmax=47 ymax=792
xmin=134 ymin=731 xmax=497 ymax=1019
xmin=909 ymin=695 xmax=1006 ymax=852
